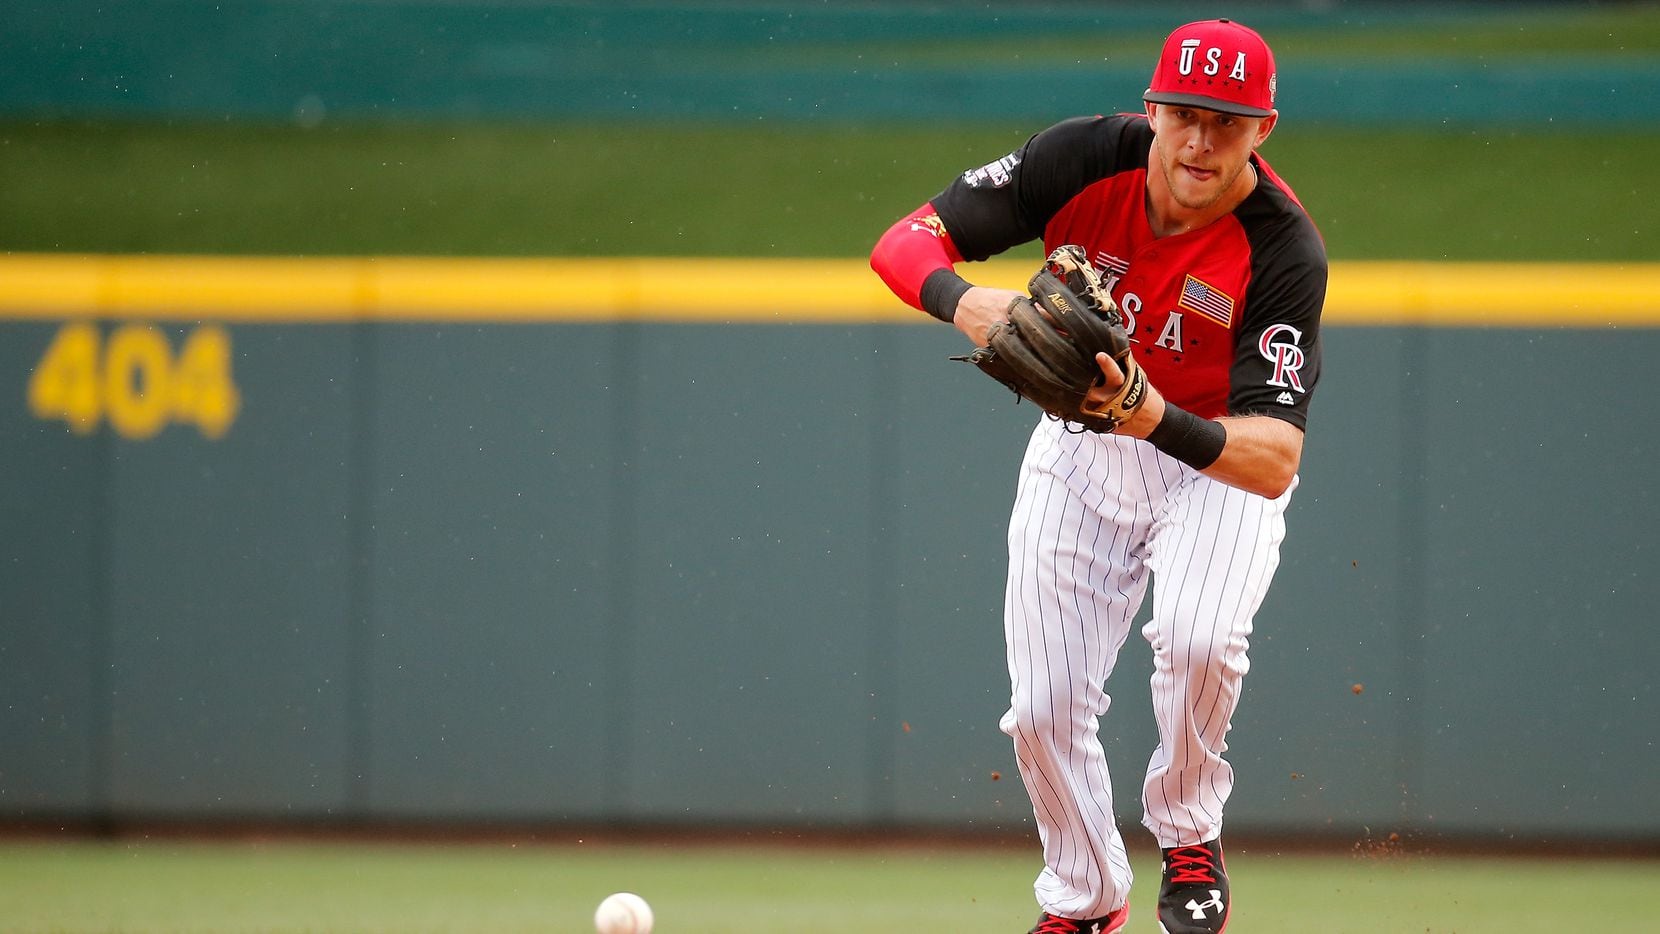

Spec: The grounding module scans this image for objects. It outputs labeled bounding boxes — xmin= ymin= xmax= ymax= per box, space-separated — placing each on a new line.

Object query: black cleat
xmin=1157 ymin=839 xmax=1229 ymax=933
xmin=1027 ymin=902 xmax=1128 ymax=934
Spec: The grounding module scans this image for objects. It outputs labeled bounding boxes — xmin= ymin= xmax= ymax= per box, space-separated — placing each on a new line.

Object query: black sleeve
xmin=1227 ymin=214 xmax=1327 ymax=430
xmin=930 ymin=114 xmax=1146 ymax=262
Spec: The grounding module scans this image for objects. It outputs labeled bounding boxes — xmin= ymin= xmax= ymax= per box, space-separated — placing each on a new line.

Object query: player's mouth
xmin=1182 ymin=164 xmax=1218 ymax=182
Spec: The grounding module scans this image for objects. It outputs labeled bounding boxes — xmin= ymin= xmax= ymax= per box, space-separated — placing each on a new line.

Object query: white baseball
xmin=594 ymin=892 xmax=653 ymax=934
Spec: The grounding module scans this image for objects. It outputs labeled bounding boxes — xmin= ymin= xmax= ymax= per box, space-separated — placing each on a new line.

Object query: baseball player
xmin=870 ymin=19 xmax=1325 ymax=934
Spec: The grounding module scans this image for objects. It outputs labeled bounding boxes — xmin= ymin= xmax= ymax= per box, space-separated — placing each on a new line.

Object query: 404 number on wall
xmin=28 ymin=322 xmax=240 ymax=440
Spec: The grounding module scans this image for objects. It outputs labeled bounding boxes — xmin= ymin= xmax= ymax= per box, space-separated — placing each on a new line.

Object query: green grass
xmin=3 ymin=120 xmax=1659 ymax=262
xmin=0 ymin=838 xmax=1652 ymax=933
xmin=5 ymin=4 xmax=1660 ymax=262
xmin=729 ymin=5 xmax=1660 ymax=67
xmin=1272 ymin=5 xmax=1660 ymax=58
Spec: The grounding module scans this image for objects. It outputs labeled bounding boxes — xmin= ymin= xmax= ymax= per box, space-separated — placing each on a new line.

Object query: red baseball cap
xmin=1143 ymin=19 xmax=1277 ymax=118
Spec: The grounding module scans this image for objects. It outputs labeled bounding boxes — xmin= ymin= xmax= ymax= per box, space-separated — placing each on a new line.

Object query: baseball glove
xmin=958 ymin=244 xmax=1147 ymax=433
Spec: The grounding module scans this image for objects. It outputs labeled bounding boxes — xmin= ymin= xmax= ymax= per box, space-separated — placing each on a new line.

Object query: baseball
xmin=594 ymin=892 xmax=653 ymax=934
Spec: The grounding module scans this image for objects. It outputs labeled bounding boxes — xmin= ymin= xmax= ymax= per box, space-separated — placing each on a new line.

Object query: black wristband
xmin=919 ymin=267 xmax=973 ymax=323
xmin=1145 ymin=404 xmax=1227 ymax=470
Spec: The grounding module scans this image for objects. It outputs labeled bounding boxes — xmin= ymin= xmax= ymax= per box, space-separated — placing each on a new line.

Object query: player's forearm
xmin=870 ymin=203 xmax=966 ymax=318
xmin=1199 ymin=414 xmax=1304 ymax=498
xmin=1112 ymin=376 xmax=1302 ymax=498
xmin=952 ymin=285 xmax=1025 ymax=345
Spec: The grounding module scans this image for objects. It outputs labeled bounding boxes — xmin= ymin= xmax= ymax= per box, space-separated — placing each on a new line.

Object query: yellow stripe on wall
xmin=1 ymin=254 xmax=1657 ymax=326
xmin=1326 ymin=262 xmax=1660 ymax=326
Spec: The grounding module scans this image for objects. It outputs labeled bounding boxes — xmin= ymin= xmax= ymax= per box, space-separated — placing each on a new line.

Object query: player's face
xmin=1146 ymin=103 xmax=1277 ymax=212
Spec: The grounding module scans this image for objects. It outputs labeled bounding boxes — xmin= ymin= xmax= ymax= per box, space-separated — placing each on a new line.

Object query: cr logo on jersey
xmin=1257 ymin=323 xmax=1306 ymax=392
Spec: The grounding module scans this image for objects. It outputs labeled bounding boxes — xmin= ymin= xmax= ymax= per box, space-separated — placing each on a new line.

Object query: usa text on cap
xmin=1143 ymin=19 xmax=1277 ymax=118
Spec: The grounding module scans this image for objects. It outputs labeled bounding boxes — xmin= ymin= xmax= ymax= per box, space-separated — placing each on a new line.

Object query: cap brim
xmin=1143 ymin=90 xmax=1273 ymax=118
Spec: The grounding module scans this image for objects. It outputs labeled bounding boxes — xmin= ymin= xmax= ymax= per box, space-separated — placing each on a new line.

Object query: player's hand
xmin=952 ymin=286 xmax=1026 ymax=346
xmin=1087 ymin=350 xmax=1165 ymax=437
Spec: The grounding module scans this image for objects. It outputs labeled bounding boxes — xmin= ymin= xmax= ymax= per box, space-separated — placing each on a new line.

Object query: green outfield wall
xmin=1 ymin=256 xmax=1655 ymax=843
xmin=7 ymin=1 xmax=1660 ymax=126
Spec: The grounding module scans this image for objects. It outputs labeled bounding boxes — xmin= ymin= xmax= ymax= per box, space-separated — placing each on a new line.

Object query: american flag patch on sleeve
xmin=1177 ymin=274 xmax=1236 ymax=328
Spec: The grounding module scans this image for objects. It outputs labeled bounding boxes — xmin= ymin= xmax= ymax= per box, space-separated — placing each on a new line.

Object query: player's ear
xmin=1144 ymin=100 xmax=1159 ymax=122
xmin=1253 ymin=110 xmax=1278 ymax=148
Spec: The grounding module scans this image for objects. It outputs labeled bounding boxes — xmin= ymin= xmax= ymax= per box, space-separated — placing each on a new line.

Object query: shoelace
xmin=1031 ymin=915 xmax=1091 ymax=934
xmin=1165 ymin=844 xmax=1219 ymax=885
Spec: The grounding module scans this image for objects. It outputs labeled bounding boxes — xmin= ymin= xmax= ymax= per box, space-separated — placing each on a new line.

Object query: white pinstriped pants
xmin=999 ymin=421 xmax=1293 ymax=919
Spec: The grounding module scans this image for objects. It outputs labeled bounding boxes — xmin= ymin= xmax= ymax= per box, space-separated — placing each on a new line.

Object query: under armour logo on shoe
xmin=1186 ymin=890 xmax=1224 ymax=920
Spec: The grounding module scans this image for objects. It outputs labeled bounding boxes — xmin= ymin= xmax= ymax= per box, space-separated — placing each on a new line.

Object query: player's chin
xmin=1171 ymin=180 xmax=1223 ymax=210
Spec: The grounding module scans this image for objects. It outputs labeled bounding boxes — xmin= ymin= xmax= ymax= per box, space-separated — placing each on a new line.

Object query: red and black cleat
xmin=1027 ymin=901 xmax=1128 ymax=934
xmin=1157 ymin=839 xmax=1230 ymax=933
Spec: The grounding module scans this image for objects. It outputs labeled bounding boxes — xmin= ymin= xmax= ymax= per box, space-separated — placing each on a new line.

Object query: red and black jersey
xmin=933 ymin=113 xmax=1327 ymax=429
